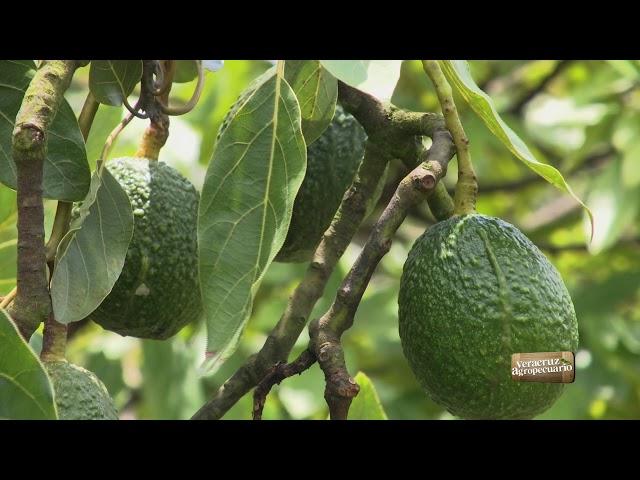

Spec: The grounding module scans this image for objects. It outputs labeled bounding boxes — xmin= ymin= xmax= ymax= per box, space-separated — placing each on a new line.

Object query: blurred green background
xmin=2 ymin=60 xmax=639 ymax=419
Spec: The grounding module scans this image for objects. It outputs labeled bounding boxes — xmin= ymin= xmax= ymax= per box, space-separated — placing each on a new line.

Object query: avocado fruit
xmin=275 ymin=104 xmax=368 ymax=262
xmin=90 ymin=157 xmax=202 ymax=340
xmin=45 ymin=361 xmax=118 ymax=420
xmin=398 ymin=214 xmax=579 ymax=419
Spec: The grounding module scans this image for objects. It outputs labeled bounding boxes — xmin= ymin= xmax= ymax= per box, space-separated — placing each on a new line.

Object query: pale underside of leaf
xmin=439 ymin=60 xmax=594 ymax=241
xmin=50 ymin=168 xmax=133 ymax=324
xmin=284 ymin=60 xmax=337 ymax=144
xmin=198 ymin=70 xmax=306 ymax=374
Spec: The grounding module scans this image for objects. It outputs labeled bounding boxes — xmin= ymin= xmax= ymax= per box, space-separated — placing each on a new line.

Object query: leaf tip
xmin=198 ymin=351 xmax=223 ymax=377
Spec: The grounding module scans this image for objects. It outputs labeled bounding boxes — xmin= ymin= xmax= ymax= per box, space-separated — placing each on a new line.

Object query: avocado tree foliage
xmin=0 ymin=59 xmax=593 ymax=420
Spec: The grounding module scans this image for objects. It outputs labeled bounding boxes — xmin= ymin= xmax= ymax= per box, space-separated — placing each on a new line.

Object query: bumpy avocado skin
xmin=45 ymin=361 xmax=118 ymax=420
xmin=398 ymin=214 xmax=579 ymax=419
xmin=91 ymin=158 xmax=201 ymax=340
xmin=275 ymin=104 xmax=368 ymax=262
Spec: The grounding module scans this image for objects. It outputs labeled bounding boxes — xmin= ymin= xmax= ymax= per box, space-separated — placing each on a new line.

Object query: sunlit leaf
xmin=347 ymin=371 xmax=388 ymax=420
xmin=0 ymin=308 xmax=57 ymax=419
xmin=439 ymin=60 xmax=594 ymax=238
xmin=284 ymin=60 xmax=337 ymax=144
xmin=320 ymin=60 xmax=402 ymax=101
xmin=198 ymin=66 xmax=306 ymax=374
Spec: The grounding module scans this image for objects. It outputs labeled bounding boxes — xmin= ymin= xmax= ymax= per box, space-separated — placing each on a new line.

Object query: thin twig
xmin=98 ymin=109 xmax=136 ymax=169
xmin=252 ymin=350 xmax=316 ymax=420
xmin=422 ymin=60 xmax=477 ymax=215
xmin=157 ymin=60 xmax=204 ymax=116
xmin=0 ymin=287 xmax=16 ymax=309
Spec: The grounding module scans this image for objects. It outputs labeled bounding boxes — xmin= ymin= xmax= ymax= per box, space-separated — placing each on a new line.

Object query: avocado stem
xmin=135 ymin=60 xmax=175 ymax=161
xmin=422 ymin=60 xmax=478 ymax=216
xmin=41 ymin=314 xmax=67 ymax=362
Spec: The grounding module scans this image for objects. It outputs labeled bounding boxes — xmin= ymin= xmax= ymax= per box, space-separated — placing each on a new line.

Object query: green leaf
xmin=0 ymin=308 xmax=57 ymax=419
xmin=174 ymin=60 xmax=198 ymax=83
xmin=85 ymin=105 xmax=123 ymax=168
xmin=284 ymin=60 xmax=337 ymax=144
xmin=439 ymin=60 xmax=594 ymax=237
xmin=585 ymin=157 xmax=640 ymax=254
xmin=0 ymin=183 xmax=16 ymax=225
xmin=320 ymin=60 xmax=402 ymax=101
xmin=347 ymin=372 xmax=388 ymax=420
xmin=0 ymin=60 xmax=91 ymax=201
xmin=0 ymin=187 xmax=16 ymax=296
xmin=198 ymin=68 xmax=307 ymax=374
xmin=0 ymin=185 xmax=17 ymax=295
xmin=50 ymin=168 xmax=134 ymax=324
xmin=89 ymin=60 xmax=142 ymax=106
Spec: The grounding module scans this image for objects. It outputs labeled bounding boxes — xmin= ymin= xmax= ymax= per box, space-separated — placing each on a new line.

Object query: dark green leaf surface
xmin=89 ymin=61 xmax=142 ymax=106
xmin=0 ymin=60 xmax=90 ymax=201
xmin=198 ymin=69 xmax=306 ymax=373
xmin=0 ymin=308 xmax=57 ymax=419
xmin=50 ymin=168 xmax=134 ymax=324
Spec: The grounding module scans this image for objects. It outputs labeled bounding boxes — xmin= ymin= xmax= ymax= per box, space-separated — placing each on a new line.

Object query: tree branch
xmin=308 ymin=141 xmax=452 ymax=419
xmin=7 ymin=60 xmax=79 ymax=340
xmin=423 ymin=60 xmax=477 ymax=216
xmin=192 ymin=85 xmax=454 ymax=420
xmin=251 ymin=129 xmax=455 ymax=421
xmin=252 ymin=349 xmax=315 ymax=420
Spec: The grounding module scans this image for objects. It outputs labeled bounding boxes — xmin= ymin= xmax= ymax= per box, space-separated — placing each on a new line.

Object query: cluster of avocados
xmin=54 ymin=74 xmax=578 ymax=421
xmin=55 ymin=91 xmax=370 ymax=419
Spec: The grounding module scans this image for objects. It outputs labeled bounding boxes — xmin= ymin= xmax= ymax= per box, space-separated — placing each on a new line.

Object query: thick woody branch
xmin=8 ymin=60 xmax=78 ymax=340
xmin=309 ymin=143 xmax=452 ymax=420
xmin=251 ymin=132 xmax=455 ymax=421
xmin=193 ymin=84 xmax=454 ymax=420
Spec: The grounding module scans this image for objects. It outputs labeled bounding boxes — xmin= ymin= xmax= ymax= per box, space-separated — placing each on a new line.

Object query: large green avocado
xmin=91 ymin=157 xmax=202 ymax=340
xmin=398 ymin=214 xmax=579 ymax=419
xmin=45 ymin=361 xmax=118 ymax=420
xmin=275 ymin=104 xmax=368 ymax=262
